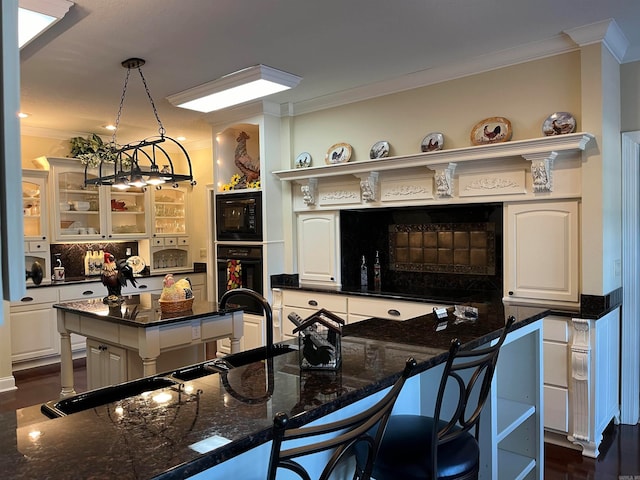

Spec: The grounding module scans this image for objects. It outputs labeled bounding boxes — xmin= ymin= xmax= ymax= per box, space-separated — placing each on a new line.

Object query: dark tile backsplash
xmin=50 ymin=241 xmax=139 ymax=279
xmin=340 ymin=204 xmax=503 ymax=296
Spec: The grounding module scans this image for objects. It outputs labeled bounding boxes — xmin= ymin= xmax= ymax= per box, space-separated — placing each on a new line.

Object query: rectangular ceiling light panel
xmin=19 ymin=0 xmax=74 ymax=48
xmin=167 ymin=64 xmax=302 ymax=113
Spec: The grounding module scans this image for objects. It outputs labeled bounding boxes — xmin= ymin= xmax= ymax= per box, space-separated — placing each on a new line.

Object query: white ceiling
xmin=18 ymin=0 xmax=640 ymax=149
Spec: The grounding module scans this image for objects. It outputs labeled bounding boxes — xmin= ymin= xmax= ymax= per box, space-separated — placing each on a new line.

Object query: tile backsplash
xmin=50 ymin=241 xmax=139 ymax=279
xmin=340 ymin=203 xmax=503 ymax=294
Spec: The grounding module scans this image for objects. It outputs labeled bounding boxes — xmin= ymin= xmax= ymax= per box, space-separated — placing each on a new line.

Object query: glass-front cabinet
xmin=23 ymin=169 xmax=51 ymax=284
xmin=22 ymin=170 xmax=48 ymax=241
xmin=50 ymin=157 xmax=149 ymax=241
xmin=151 ymin=187 xmax=187 ymax=236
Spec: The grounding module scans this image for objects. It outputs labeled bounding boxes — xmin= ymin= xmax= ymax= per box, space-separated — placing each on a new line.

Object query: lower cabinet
xmin=543 ymin=315 xmax=570 ymax=433
xmin=86 ymin=339 xmax=127 ymax=391
xmin=217 ymin=313 xmax=265 ymax=354
xmin=10 ymin=288 xmax=59 ymax=367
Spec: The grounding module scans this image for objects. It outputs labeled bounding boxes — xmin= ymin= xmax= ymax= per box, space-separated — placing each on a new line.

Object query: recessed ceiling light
xmin=18 ymin=0 xmax=74 ymax=49
xmin=176 ymin=136 xmax=186 ymax=141
xmin=167 ymin=64 xmax=302 ymax=113
xmin=18 ymin=112 xmax=30 ymax=118
xmin=104 ymin=124 xmax=116 ymax=131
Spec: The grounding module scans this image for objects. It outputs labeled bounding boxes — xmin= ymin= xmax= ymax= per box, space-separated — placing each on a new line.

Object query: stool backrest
xmin=267 ymin=357 xmax=417 ymax=480
xmin=433 ymin=316 xmax=516 ymax=459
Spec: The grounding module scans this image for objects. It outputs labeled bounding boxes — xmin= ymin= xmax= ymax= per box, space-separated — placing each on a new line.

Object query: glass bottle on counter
xmin=373 ymin=250 xmax=381 ymax=291
xmin=360 ymin=255 xmax=368 ymax=289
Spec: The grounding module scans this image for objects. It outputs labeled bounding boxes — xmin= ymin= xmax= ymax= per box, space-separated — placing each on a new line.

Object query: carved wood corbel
xmin=297 ymin=178 xmax=318 ymax=206
xmin=428 ymin=163 xmax=457 ymax=198
xmin=355 ymin=172 xmax=379 ymax=202
xmin=523 ymin=151 xmax=558 ymax=192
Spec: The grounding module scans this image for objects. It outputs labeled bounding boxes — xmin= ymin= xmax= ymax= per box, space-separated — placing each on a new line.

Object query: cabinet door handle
xmin=20 ymin=296 xmax=34 ymax=302
xmin=138 ymin=284 xmax=148 ymax=289
xmin=508 ymin=291 xmax=514 ymax=296
xmin=388 ymin=309 xmax=401 ymax=316
xmin=308 ymin=300 xmax=318 ymax=307
xmin=83 ymin=290 xmax=94 ymax=296
xmin=98 ymin=344 xmax=108 ymax=351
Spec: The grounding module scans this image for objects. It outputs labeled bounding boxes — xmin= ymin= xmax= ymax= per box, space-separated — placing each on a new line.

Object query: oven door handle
xmin=217 ymin=258 xmax=262 ymax=264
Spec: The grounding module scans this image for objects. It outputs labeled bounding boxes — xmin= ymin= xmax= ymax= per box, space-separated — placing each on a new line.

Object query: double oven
xmin=215 ymin=191 xmax=264 ymax=314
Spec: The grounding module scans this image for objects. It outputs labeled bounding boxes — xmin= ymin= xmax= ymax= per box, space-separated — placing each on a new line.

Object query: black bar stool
xmin=363 ymin=316 xmax=516 ymax=480
xmin=267 ymin=357 xmax=417 ymax=480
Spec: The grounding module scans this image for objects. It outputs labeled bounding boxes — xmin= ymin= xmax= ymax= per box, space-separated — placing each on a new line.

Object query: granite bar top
xmin=53 ymin=293 xmax=238 ymax=328
xmin=1 ymin=299 xmax=548 ymax=480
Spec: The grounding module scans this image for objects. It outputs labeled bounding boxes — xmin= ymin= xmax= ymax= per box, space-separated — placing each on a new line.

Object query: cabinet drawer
xmin=28 ymin=241 xmax=48 ymax=252
xmin=11 ymin=287 xmax=58 ymax=307
xmin=543 ymin=316 xmax=569 ymax=342
xmin=164 ymin=237 xmax=178 ymax=246
xmin=349 ymin=297 xmax=439 ymax=321
xmin=283 ymin=290 xmax=347 ymax=313
xmin=123 ymin=276 xmax=164 ymax=294
xmin=59 ymin=282 xmax=102 ymax=301
xmin=152 ymin=237 xmax=164 ymax=247
xmin=544 ymin=385 xmax=568 ymax=432
xmin=544 ymin=341 xmax=568 ymax=387
xmin=177 ymin=237 xmax=189 ymax=246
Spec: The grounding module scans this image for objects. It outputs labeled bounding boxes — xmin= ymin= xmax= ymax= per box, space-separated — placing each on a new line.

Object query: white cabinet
xmin=150 ymin=187 xmax=188 ymax=237
xmin=49 ymin=157 xmax=149 ymax=242
xmin=23 ymin=170 xmax=51 ymax=284
xmin=86 ymin=338 xmax=127 ymax=390
xmin=9 ymin=288 xmax=59 ymax=367
xmin=543 ymin=315 xmax=570 ymax=433
xmin=504 ymin=200 xmax=579 ymax=306
xmin=218 ymin=313 xmax=265 ymax=354
xmin=347 ymin=296 xmax=449 ymax=323
xmin=58 ymin=282 xmax=102 ymax=352
xmin=280 ymin=289 xmax=348 ymax=340
xmin=297 ymin=212 xmax=340 ymax=287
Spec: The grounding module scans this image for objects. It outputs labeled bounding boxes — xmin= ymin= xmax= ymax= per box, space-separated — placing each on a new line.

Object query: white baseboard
xmin=0 ymin=375 xmax=17 ymax=393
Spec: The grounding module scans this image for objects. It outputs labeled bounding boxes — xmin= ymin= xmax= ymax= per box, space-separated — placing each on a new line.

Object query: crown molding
xmin=564 ymin=19 xmax=629 ymax=63
xmin=290 ymin=33 xmax=578 ymax=116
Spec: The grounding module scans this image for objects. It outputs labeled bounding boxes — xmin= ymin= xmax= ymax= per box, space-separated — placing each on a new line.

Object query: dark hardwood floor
xmin=1 ymin=362 xmax=639 ymax=478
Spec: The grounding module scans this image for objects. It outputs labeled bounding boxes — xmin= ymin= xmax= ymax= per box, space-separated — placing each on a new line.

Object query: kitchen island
xmin=2 ymin=300 xmax=547 ymax=480
xmin=54 ymin=293 xmax=244 ymax=396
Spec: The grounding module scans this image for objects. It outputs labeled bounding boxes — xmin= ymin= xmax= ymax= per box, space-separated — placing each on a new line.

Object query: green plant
xmin=69 ymin=133 xmax=117 ymax=168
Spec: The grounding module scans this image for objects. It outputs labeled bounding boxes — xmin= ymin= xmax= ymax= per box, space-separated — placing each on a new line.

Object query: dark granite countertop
xmin=1 ymin=299 xmax=548 ymax=480
xmin=53 ymin=293 xmax=238 ymax=328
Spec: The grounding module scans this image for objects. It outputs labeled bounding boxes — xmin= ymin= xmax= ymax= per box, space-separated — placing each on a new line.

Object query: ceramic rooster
xmin=234 ymin=131 xmax=260 ymax=186
xmin=159 ymin=274 xmax=193 ymax=301
xmin=101 ymin=252 xmax=137 ymax=304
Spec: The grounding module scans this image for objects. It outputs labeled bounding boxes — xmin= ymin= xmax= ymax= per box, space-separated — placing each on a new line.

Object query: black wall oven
xmin=215 ymin=191 xmax=262 ymax=241
xmin=216 ymin=245 xmax=263 ymax=314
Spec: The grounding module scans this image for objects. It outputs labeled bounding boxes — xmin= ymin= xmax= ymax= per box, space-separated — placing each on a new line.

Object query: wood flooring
xmin=1 ymin=361 xmax=639 ymax=479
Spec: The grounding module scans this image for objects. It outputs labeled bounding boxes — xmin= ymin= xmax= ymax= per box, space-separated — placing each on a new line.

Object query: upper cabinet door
xmin=297 ymin=212 xmax=341 ymax=287
xmin=150 ymin=187 xmax=188 ymax=237
xmin=22 ymin=170 xmax=48 ymax=241
xmin=504 ymin=200 xmax=579 ymax=304
xmin=105 ymin=187 xmax=149 ymax=238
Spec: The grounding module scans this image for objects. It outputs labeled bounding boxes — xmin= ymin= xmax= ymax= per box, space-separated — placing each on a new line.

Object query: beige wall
xmin=288 ymin=53 xmax=581 ymax=169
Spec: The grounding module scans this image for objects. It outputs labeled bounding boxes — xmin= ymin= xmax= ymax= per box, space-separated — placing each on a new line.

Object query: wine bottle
xmin=360 ymin=255 xmax=368 ymax=289
xmin=374 ymin=250 xmax=381 ymax=291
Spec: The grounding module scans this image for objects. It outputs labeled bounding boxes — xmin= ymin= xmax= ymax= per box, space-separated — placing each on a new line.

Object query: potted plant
xmin=69 ymin=133 xmax=117 ymax=167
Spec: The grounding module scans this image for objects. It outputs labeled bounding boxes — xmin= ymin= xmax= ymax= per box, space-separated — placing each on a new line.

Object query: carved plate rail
xmin=273 ymin=133 xmax=594 ymax=206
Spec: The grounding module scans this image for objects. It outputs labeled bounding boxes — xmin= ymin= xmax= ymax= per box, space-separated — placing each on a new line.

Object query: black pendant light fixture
xmin=84 ymin=58 xmax=196 ymax=190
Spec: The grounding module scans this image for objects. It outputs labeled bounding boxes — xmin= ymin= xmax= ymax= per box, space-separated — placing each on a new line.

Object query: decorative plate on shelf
xmin=369 ymin=140 xmax=390 ymax=159
xmin=470 ymin=117 xmax=512 ymax=145
xmin=325 ymin=143 xmax=352 ymax=165
xmin=421 ymin=132 xmax=444 ymax=152
xmin=294 ymin=152 xmax=312 ymax=168
xmin=126 ymin=255 xmax=146 ymax=274
xmin=542 ymin=112 xmax=576 ymax=136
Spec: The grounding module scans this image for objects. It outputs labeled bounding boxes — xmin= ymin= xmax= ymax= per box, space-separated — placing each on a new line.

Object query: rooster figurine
xmin=101 ymin=252 xmax=137 ymax=304
xmin=234 ymin=131 xmax=260 ymax=187
xmin=159 ymin=274 xmax=193 ymax=301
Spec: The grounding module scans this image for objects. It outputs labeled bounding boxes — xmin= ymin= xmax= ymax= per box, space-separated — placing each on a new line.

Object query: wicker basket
xmin=159 ymin=297 xmax=194 ymax=313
